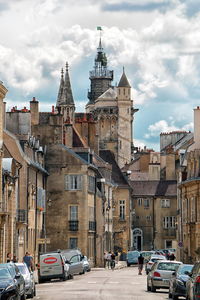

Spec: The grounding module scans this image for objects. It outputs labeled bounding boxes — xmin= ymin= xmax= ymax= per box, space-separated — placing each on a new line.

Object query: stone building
xmin=4 ymin=105 xmax=48 ymax=263
xmin=178 ymin=107 xmax=200 ymax=263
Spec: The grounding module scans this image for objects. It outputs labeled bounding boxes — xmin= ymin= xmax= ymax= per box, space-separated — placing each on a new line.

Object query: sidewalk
xmin=91 ymin=260 xmax=127 ymax=271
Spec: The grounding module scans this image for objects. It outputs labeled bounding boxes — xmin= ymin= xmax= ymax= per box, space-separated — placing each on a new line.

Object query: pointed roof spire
xmin=56 ymin=62 xmax=74 ymax=107
xmin=118 ymin=68 xmax=131 ymax=88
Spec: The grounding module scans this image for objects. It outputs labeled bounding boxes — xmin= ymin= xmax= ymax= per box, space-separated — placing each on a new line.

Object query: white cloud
xmin=145 ymin=119 xmax=193 ymax=139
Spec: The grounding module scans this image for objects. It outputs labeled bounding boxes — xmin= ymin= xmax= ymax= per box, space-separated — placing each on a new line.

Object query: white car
xmin=16 ymin=263 xmax=36 ymax=298
xmin=145 ymin=255 xmax=166 ymax=274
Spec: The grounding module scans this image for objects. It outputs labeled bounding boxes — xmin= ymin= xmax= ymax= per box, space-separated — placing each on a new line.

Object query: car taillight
xmin=153 ymin=271 xmax=161 ymax=277
xmin=37 ymin=264 xmax=40 ymax=269
xmin=195 ymin=276 xmax=200 ymax=283
xmin=149 ymin=262 xmax=153 ymax=265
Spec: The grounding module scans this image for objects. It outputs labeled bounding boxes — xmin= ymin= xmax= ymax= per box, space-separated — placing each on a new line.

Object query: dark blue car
xmin=0 ymin=263 xmax=26 ymax=300
xmin=169 ymin=263 xmax=193 ymax=299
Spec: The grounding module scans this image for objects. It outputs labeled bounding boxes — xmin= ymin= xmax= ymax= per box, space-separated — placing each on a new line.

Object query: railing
xmin=17 ymin=209 xmax=27 ymax=223
xmin=68 ymin=220 xmax=79 ymax=231
xmin=89 ymin=221 xmax=96 ymax=231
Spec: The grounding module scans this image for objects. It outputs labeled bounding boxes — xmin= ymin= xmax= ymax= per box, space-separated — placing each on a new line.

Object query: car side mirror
xmin=172 ymin=272 xmax=176 ymax=276
xmin=65 ymin=260 xmax=71 ymax=264
xmin=15 ymin=273 xmax=21 ymax=279
xmin=81 ymin=255 xmax=84 ymax=261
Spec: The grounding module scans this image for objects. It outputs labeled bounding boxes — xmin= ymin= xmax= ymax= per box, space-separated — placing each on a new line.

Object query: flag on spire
xmin=97 ymin=26 xmax=102 ymax=30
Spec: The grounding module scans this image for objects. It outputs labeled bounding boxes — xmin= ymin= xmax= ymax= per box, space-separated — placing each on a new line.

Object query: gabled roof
xmin=129 ymin=180 xmax=177 ymax=197
xmin=99 ymin=150 xmax=129 ymax=187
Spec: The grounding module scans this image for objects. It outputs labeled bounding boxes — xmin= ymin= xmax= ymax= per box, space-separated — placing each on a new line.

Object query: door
xmin=132 ymin=228 xmax=143 ymax=251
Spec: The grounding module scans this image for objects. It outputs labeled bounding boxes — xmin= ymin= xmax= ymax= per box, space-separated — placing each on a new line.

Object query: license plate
xmin=163 ymin=279 xmax=169 ymax=284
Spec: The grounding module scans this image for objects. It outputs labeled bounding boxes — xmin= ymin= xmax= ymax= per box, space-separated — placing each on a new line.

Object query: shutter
xmin=78 ymin=175 xmax=82 ymax=190
xmin=65 ymin=175 xmax=69 ymax=190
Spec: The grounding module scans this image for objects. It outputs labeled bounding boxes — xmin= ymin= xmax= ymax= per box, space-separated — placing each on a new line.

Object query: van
xmin=38 ymin=252 xmax=70 ymax=283
xmin=61 ymin=249 xmax=85 ymax=275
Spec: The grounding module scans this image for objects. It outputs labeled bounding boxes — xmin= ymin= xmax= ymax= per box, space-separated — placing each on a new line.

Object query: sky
xmin=0 ymin=0 xmax=200 ymax=150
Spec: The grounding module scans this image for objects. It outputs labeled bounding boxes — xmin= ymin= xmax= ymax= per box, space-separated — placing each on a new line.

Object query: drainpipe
xmin=94 ymin=176 xmax=97 ymax=266
xmin=34 ymin=171 xmax=38 ymax=264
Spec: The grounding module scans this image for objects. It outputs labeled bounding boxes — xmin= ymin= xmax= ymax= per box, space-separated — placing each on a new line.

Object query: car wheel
xmin=172 ymin=293 xmax=178 ymax=300
xmin=147 ymin=282 xmax=151 ymax=291
xmin=20 ymin=293 xmax=26 ymax=300
xmin=127 ymin=263 xmax=130 ymax=267
xmin=169 ymin=292 xmax=172 ymax=298
xmin=151 ymin=284 xmax=156 ymax=292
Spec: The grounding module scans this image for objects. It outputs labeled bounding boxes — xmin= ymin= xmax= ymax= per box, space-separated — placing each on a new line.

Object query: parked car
xmin=145 ymin=254 xmax=166 ymax=274
xmin=126 ymin=251 xmax=140 ymax=266
xmin=186 ymin=261 xmax=200 ymax=300
xmin=140 ymin=251 xmax=155 ymax=263
xmin=62 ymin=249 xmax=85 ymax=275
xmin=169 ymin=264 xmax=193 ymax=300
xmin=82 ymin=256 xmax=91 ymax=272
xmin=0 ymin=262 xmax=26 ymax=299
xmin=38 ymin=252 xmax=70 ymax=283
xmin=16 ymin=262 xmax=36 ymax=298
xmin=147 ymin=260 xmax=182 ymax=292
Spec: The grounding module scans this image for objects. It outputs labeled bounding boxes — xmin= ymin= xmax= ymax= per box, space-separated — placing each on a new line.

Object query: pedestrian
xmin=138 ymin=254 xmax=144 ymax=275
xmin=104 ymin=251 xmax=108 ymax=268
xmin=107 ymin=251 xmax=112 ymax=269
xmin=6 ymin=253 xmax=12 ymax=263
xmin=169 ymin=253 xmax=175 ymax=261
xmin=23 ymin=252 xmax=34 ymax=271
xmin=12 ymin=255 xmax=18 ymax=263
xmin=111 ymin=252 xmax=116 ymax=270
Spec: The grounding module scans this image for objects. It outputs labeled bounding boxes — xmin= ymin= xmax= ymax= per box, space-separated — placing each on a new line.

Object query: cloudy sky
xmin=0 ymin=0 xmax=199 ymax=150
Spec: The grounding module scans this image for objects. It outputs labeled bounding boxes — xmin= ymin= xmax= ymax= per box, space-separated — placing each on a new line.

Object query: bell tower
xmin=86 ymin=37 xmax=113 ymax=112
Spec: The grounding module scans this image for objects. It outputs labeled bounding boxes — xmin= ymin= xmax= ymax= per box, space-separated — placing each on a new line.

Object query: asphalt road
xmin=35 ymin=266 xmax=179 ymax=300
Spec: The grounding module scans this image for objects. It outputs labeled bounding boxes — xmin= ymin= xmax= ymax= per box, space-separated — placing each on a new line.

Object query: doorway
xmin=132 ymin=228 xmax=143 ymax=251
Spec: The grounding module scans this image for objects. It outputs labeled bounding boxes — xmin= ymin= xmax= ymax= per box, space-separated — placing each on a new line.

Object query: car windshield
xmin=178 ymin=265 xmax=193 ymax=275
xmin=157 ymin=262 xmax=181 ymax=271
xmin=0 ymin=268 xmax=12 ymax=279
xmin=17 ymin=265 xmax=29 ymax=275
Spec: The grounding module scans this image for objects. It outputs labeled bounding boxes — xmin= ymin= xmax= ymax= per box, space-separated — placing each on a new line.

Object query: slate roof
xmin=129 ymin=180 xmax=177 ymax=197
xmin=118 ymin=71 xmax=131 ymax=88
xmin=99 ymin=150 xmax=129 ymax=186
xmin=98 ymin=87 xmax=117 ymax=100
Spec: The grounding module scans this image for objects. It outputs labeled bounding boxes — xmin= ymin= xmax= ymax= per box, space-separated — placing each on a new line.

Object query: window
xmin=138 ymin=198 xmax=143 ymax=206
xmin=70 ymin=255 xmax=79 ymax=263
xmin=165 ymin=240 xmax=172 ymax=248
xmin=161 ymin=199 xmax=170 ymax=208
xmin=119 ymin=200 xmax=125 ymax=220
xmin=69 ymin=238 xmax=78 ymax=249
xmin=88 ymin=176 xmax=95 ymax=193
xmin=163 ymin=216 xmax=176 ymax=229
xmin=70 ymin=206 xmax=78 ymax=221
xmin=65 ymin=175 xmax=82 ymax=190
xmin=146 ymin=215 xmax=151 ymax=221
xmin=144 ymin=199 xmax=150 ymax=208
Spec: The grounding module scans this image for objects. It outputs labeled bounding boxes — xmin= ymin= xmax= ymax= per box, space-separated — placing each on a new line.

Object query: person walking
xmin=107 ymin=251 xmax=112 ymax=269
xmin=23 ymin=252 xmax=34 ymax=271
xmin=111 ymin=252 xmax=116 ymax=270
xmin=138 ymin=254 xmax=144 ymax=275
xmin=104 ymin=252 xmax=108 ymax=268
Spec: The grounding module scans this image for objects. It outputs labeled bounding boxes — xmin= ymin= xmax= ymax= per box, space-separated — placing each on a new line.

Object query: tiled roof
xmin=129 ymin=180 xmax=177 ymax=197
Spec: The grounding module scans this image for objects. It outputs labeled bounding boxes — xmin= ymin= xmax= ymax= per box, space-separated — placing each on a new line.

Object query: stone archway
xmin=132 ymin=228 xmax=143 ymax=251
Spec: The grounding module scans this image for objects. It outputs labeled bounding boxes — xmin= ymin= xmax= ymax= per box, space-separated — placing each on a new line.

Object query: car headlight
xmin=5 ymin=284 xmax=15 ymax=291
xmin=177 ymin=279 xmax=184 ymax=286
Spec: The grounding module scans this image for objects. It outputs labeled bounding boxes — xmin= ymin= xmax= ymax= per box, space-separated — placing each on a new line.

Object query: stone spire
xmin=118 ymin=68 xmax=131 ymax=88
xmin=56 ymin=63 xmax=74 ymax=107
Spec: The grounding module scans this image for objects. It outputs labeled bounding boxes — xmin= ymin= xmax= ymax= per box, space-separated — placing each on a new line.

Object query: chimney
xmin=30 ymin=97 xmax=39 ymax=125
xmin=194 ymin=106 xmax=200 ymax=148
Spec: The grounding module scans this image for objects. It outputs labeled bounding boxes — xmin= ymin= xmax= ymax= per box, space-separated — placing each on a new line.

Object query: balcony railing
xmin=17 ymin=209 xmax=27 ymax=223
xmin=89 ymin=221 xmax=96 ymax=231
xmin=68 ymin=220 xmax=79 ymax=231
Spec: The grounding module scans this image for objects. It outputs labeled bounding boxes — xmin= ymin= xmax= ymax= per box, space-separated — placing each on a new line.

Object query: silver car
xmin=16 ymin=263 xmax=36 ymax=298
xmin=147 ymin=260 xmax=182 ymax=292
xmin=145 ymin=255 xmax=166 ymax=274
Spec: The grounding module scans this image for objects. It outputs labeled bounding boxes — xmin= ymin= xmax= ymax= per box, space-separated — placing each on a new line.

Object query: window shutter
xmin=65 ymin=175 xmax=69 ymax=190
xmin=78 ymin=175 xmax=82 ymax=190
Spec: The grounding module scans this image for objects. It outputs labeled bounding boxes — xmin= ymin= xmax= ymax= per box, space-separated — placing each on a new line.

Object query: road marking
xmin=88 ymin=281 xmax=97 ymax=284
xmin=108 ymin=282 xmax=119 ymax=284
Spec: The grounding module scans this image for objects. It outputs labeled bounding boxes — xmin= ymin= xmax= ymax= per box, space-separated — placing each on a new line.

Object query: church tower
xmin=86 ymin=38 xmax=113 ymax=112
xmin=56 ymin=63 xmax=75 ymax=124
xmin=117 ymin=68 xmax=133 ymax=168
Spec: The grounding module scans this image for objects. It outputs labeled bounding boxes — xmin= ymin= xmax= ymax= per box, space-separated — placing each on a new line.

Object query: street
xmin=35 ymin=266 xmax=174 ymax=300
